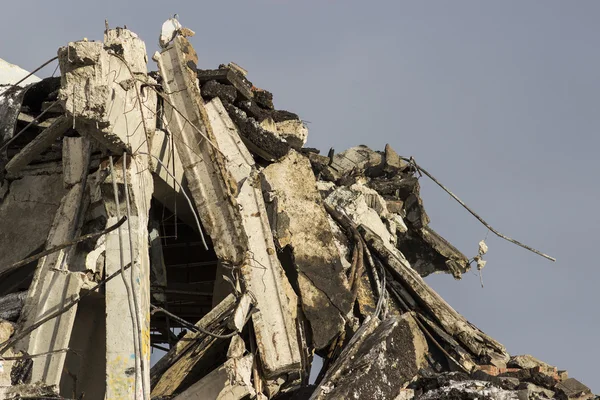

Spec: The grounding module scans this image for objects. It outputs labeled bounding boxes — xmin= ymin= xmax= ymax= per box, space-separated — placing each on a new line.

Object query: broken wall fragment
xmin=261 ymin=150 xmax=353 ymax=350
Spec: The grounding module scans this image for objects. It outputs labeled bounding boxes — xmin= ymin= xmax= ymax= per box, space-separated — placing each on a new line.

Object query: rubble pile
xmin=0 ymin=21 xmax=595 ymax=400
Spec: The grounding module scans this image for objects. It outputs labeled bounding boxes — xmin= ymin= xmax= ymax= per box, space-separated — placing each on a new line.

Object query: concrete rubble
xmin=0 ymin=21 xmax=594 ymax=400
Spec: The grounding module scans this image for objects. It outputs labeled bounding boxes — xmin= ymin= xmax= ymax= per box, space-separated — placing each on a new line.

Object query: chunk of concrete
xmin=261 ymin=150 xmax=353 ymax=349
xmin=312 ymin=313 xmax=428 ymax=400
xmin=0 ymin=174 xmax=66 ymax=276
xmin=384 ymin=143 xmax=408 ymax=174
xmin=197 ymin=68 xmax=253 ymax=101
xmin=323 ymin=145 xmax=383 ymax=182
xmin=554 ymin=378 xmax=593 ymax=400
xmin=201 ymin=80 xmax=238 ymax=104
xmin=58 ymin=29 xmax=156 ymax=154
xmin=517 ymin=382 xmax=555 ymax=400
xmin=275 ymin=119 xmax=308 ymax=149
xmin=5 ymin=116 xmax=71 ymax=176
xmin=325 ymin=184 xmax=399 ymax=256
xmin=508 ymin=355 xmax=556 ymax=373
xmin=173 ymin=354 xmax=255 ymax=400
xmin=204 ymin=97 xmax=301 ymax=375
xmin=224 ymin=103 xmax=290 ymax=161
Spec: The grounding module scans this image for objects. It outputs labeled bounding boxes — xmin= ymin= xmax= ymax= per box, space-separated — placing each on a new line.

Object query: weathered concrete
xmin=312 ymin=313 xmax=428 ymax=400
xmin=201 ymin=80 xmax=237 ymax=104
xmin=15 ymin=137 xmax=91 ymax=388
xmin=197 ymin=68 xmax=253 ymax=101
xmin=261 ymin=150 xmax=353 ymax=350
xmin=0 ymin=174 xmax=66 ymax=275
xmin=275 ymin=119 xmax=308 ymax=149
xmin=101 ymin=154 xmax=153 ymax=400
xmin=554 ymin=378 xmax=593 ymax=400
xmin=322 ymin=145 xmax=383 ymax=182
xmin=4 ymin=116 xmax=70 ymax=176
xmin=325 ymin=184 xmax=400 ymax=256
xmin=516 ymin=382 xmax=555 ymax=400
xmin=58 ymin=29 xmax=156 ymax=154
xmin=0 ymin=320 xmax=17 ymax=387
xmin=0 ymin=292 xmax=26 ymax=321
xmin=173 ymin=354 xmax=255 ymax=400
xmin=205 ymin=97 xmax=301 ymax=375
xmin=155 ymin=36 xmax=247 ymax=266
xmin=225 ymin=103 xmax=291 ymax=161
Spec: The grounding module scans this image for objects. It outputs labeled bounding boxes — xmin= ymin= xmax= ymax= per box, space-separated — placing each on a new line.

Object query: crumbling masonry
xmin=0 ymin=21 xmax=595 ymax=400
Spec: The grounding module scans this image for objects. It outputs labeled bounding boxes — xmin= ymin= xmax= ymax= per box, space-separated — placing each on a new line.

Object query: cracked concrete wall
xmin=0 ymin=174 xmax=66 ymax=275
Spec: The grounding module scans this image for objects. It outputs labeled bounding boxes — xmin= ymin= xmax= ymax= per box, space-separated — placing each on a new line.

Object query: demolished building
xmin=0 ymin=21 xmax=595 ymax=400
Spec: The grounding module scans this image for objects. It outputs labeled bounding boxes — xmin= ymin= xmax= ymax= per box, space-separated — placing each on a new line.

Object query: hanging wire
xmin=123 ymin=154 xmax=149 ymax=399
xmin=138 ymin=151 xmax=208 ymax=250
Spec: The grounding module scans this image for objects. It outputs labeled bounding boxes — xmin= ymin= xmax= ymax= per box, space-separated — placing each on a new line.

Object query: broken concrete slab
xmin=312 ymin=313 xmax=428 ymax=400
xmin=225 ymin=103 xmax=291 ymax=161
xmin=516 ymin=382 xmax=555 ymax=400
xmin=252 ymin=87 xmax=274 ymax=110
xmin=261 ymin=150 xmax=353 ymax=350
xmin=274 ymin=119 xmax=308 ymax=149
xmin=322 ymin=145 xmax=383 ymax=182
xmin=197 ymin=68 xmax=253 ymax=101
xmin=173 ymin=354 xmax=255 ymax=400
xmin=201 ymin=80 xmax=238 ymax=104
xmin=554 ymin=378 xmax=593 ymax=400
xmin=325 ymin=184 xmax=399 ymax=256
xmin=508 ymin=355 xmax=556 ymax=373
xmin=150 ymin=294 xmax=237 ymax=395
xmin=383 ymin=143 xmax=408 ymax=174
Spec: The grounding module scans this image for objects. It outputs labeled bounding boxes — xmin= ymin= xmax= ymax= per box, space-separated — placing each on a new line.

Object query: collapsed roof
xmin=0 ymin=21 xmax=594 ymax=400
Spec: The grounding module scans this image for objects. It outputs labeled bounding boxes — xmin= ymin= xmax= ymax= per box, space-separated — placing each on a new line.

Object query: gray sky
xmin=2 ymin=0 xmax=598 ymax=391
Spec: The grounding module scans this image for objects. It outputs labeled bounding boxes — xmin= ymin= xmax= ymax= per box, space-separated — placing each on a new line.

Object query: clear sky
xmin=2 ymin=0 xmax=598 ymax=391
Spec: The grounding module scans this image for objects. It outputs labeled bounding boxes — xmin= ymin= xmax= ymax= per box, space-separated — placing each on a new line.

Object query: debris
xmin=0 ymin=21 xmax=585 ymax=400
xmin=554 ymin=378 xmax=593 ymax=400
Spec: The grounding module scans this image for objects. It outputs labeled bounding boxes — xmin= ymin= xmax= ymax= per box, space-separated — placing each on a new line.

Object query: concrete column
xmin=101 ymin=154 xmax=153 ymax=400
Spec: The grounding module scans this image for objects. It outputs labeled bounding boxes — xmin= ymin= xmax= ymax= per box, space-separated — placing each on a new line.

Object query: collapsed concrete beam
xmin=58 ymin=28 xmax=156 ymax=154
xmin=15 ymin=136 xmax=91 ymax=387
xmin=205 ymin=97 xmax=302 ymax=376
xmin=311 ymin=313 xmax=428 ymax=400
xmin=155 ymin=37 xmax=301 ymax=377
xmin=362 ymin=228 xmax=509 ymax=368
xmin=150 ymin=294 xmax=236 ymax=396
xmin=173 ymin=354 xmax=255 ymax=400
xmin=101 ymin=154 xmax=153 ymax=400
xmin=261 ymin=150 xmax=353 ymax=350
xmin=154 ymin=36 xmax=247 ymax=265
